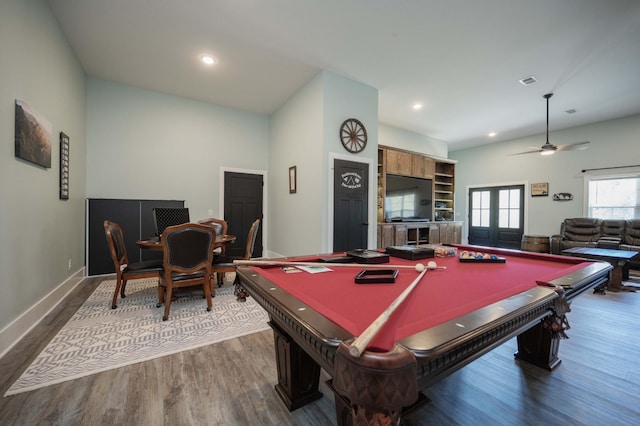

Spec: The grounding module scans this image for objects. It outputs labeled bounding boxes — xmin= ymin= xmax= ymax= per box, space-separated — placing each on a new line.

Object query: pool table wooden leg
xmin=332 ymin=341 xmax=422 ymax=426
xmin=269 ymin=321 xmax=323 ymax=411
xmin=514 ymin=321 xmax=562 ymax=371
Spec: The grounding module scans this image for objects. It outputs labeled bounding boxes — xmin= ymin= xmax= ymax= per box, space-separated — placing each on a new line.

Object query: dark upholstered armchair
xmin=621 ymin=219 xmax=640 ymax=270
xmin=104 ymin=220 xmax=163 ymax=309
xmin=152 ymin=207 xmax=190 ymax=237
xmin=157 ymin=222 xmax=215 ymax=321
xmin=551 ymin=218 xmax=640 ymax=271
xmin=212 ymin=218 xmax=261 ymax=301
xmin=197 ymin=217 xmax=229 ymax=255
xmin=550 ymin=218 xmax=603 ymax=254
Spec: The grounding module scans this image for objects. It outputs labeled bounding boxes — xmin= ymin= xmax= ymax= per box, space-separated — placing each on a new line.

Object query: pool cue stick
xmin=233 ymin=259 xmax=445 ymax=271
xmin=348 ymin=268 xmax=428 ymax=357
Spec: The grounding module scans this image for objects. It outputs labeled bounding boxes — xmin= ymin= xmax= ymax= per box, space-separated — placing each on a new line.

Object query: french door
xmin=468 ymin=185 xmax=524 ymax=249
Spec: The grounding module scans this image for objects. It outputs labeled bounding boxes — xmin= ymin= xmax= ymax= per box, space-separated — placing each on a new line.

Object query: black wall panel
xmin=87 ymin=198 xmax=184 ymax=275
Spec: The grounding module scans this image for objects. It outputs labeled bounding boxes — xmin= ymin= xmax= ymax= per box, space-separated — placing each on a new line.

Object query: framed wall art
xmin=60 ymin=132 xmax=69 ymax=200
xmin=531 ymin=182 xmax=549 ymax=197
xmin=14 ymin=99 xmax=52 ymax=168
xmin=289 ymin=166 xmax=297 ymax=194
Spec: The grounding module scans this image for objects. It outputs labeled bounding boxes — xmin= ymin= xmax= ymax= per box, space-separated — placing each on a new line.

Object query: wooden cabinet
xmin=429 ymin=222 xmax=462 ymax=244
xmin=378 ymin=224 xmax=395 ymax=249
xmin=386 ymin=148 xmax=436 ymax=178
xmin=377 ymin=222 xmax=462 ymax=248
xmin=385 ymin=149 xmax=413 ymax=176
xmin=412 ymin=156 xmax=435 ymax=178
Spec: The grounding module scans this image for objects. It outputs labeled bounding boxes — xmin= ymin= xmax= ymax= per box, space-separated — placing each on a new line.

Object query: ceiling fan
xmin=510 ymin=93 xmax=590 ymax=156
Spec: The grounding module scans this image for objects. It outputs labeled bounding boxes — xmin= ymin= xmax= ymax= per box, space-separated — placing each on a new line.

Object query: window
xmin=587 ymin=175 xmax=640 ymax=219
xmin=498 ymin=189 xmax=521 ymax=228
xmin=471 ymin=190 xmax=490 ymax=227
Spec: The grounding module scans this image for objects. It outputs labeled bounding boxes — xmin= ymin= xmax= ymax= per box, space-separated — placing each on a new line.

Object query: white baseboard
xmin=0 ymin=268 xmax=86 ymax=360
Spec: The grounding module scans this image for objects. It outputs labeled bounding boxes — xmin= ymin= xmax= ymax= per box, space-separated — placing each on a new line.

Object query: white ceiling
xmin=47 ymin=0 xmax=640 ymax=151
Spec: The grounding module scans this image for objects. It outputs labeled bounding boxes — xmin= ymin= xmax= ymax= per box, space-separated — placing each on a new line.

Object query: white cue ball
xmin=415 ymin=263 xmax=425 ymax=272
xmin=427 ymin=261 xmax=438 ymax=269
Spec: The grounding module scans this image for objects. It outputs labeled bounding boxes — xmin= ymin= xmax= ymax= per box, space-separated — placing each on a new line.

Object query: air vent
xmin=518 ymin=76 xmax=537 ymax=86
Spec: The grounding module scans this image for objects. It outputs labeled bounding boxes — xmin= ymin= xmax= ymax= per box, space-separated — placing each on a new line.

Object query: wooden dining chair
xmin=212 ymin=218 xmax=261 ymax=301
xmin=157 ymin=222 xmax=215 ymax=321
xmin=103 ymin=220 xmax=163 ymax=309
xmin=197 ymin=217 xmax=229 ymax=255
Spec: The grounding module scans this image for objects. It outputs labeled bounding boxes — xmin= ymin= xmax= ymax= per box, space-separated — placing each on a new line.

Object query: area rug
xmin=5 ymin=277 xmax=270 ymax=396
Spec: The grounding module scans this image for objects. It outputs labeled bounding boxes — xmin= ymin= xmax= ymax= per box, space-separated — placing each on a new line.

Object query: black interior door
xmin=468 ymin=185 xmax=524 ymax=249
xmin=333 ymin=159 xmax=369 ymax=252
xmin=223 ymin=172 xmax=263 ymax=258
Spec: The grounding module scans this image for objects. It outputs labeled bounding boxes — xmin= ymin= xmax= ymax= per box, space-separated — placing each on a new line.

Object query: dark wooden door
xmin=333 ymin=159 xmax=369 ymax=252
xmin=223 ymin=172 xmax=263 ymax=258
xmin=468 ymin=185 xmax=524 ymax=249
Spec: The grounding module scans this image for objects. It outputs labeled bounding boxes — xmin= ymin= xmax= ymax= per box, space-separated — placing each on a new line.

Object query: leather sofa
xmin=550 ymin=218 xmax=640 ymax=270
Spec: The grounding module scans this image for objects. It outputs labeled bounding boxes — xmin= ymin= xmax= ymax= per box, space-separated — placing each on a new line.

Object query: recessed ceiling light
xmin=200 ymin=54 xmax=216 ymax=65
xmin=412 ymin=103 xmax=423 ymax=110
xmin=488 ymin=132 xmax=497 ymax=137
xmin=565 ymin=109 xmax=576 ymax=114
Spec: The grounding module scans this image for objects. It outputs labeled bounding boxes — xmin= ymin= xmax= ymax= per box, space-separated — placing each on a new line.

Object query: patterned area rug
xmin=5 ymin=277 xmax=270 ymax=396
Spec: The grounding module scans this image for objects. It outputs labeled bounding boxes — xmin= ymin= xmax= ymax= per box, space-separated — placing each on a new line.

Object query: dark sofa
xmin=550 ymin=218 xmax=640 ymax=270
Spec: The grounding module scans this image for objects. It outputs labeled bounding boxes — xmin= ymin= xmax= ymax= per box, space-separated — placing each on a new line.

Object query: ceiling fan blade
xmin=555 ymin=141 xmax=590 ymax=151
xmin=509 ymin=149 xmax=543 ymax=156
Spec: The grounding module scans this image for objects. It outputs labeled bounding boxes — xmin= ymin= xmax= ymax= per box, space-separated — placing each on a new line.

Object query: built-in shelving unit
xmin=376 ymin=146 xmax=460 ymax=248
xmin=377 ymin=149 xmax=386 ymax=223
xmin=377 ymin=146 xmax=456 ymax=223
xmin=434 ymin=161 xmax=456 ymax=222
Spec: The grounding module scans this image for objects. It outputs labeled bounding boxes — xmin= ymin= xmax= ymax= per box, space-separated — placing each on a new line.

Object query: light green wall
xmin=269 ymin=71 xmax=378 ymax=256
xmin=86 ymin=78 xmax=270 ymax=220
xmin=379 ymin=124 xmax=448 ymax=158
xmin=322 ymin=72 xmax=379 ymax=250
xmin=269 ymin=73 xmax=324 ymax=256
xmin=0 ymin=0 xmax=86 ymax=342
xmin=450 ymin=114 xmax=640 ymax=242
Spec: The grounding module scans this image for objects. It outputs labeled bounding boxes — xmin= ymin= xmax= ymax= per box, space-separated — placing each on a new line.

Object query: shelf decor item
xmin=60 ymin=132 xmax=69 ymax=200
xmin=340 ymin=118 xmax=367 ymax=153
xmin=531 ymin=182 xmax=549 ymax=197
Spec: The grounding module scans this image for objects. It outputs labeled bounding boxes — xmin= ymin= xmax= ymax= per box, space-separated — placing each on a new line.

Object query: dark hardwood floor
xmin=1 ymin=274 xmax=639 ymax=425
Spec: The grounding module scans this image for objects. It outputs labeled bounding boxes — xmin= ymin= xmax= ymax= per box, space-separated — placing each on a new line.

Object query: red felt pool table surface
xmin=249 ymin=248 xmax=590 ymax=351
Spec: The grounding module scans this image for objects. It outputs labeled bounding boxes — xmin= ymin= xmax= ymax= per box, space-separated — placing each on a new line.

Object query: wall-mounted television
xmin=384 ymin=174 xmax=433 ymax=222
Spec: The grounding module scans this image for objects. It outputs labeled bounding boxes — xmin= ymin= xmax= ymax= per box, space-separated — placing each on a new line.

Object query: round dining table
xmin=136 ymin=234 xmax=237 ymax=250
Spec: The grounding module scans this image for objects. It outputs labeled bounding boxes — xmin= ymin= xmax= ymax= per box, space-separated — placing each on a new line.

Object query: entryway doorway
xmin=333 ymin=159 xmax=369 ymax=252
xmin=223 ymin=171 xmax=264 ymax=257
xmin=468 ymin=184 xmax=525 ymax=249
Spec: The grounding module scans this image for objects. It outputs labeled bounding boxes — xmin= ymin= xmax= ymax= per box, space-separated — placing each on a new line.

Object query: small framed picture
xmin=60 ymin=132 xmax=69 ymax=200
xmin=531 ymin=182 xmax=548 ymax=197
xmin=289 ymin=166 xmax=297 ymax=194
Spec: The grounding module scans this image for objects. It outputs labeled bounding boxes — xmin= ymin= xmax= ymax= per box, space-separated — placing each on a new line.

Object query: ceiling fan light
xmin=541 ymin=150 xmax=555 ymax=156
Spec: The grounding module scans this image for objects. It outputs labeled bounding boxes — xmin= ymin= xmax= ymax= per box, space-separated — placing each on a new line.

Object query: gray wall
xmin=0 ymin=0 xmax=87 ymax=351
xmin=450 ymin=114 xmax=640 ymax=242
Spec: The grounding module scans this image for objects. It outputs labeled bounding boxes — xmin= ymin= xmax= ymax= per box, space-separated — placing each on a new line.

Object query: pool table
xmin=236 ymin=244 xmax=611 ymax=425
